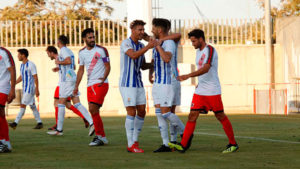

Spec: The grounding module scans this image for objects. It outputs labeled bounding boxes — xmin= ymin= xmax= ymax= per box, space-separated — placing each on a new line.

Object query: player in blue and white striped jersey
xmin=9 ymin=49 xmax=43 ymax=130
xmin=47 ymin=35 xmax=93 ymax=136
xmin=150 ymin=18 xmax=185 ymax=153
xmin=120 ymin=20 xmax=156 ymax=153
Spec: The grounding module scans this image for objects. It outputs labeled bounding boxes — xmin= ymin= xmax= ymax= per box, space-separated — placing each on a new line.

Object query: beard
xmin=87 ymin=41 xmax=95 ymax=47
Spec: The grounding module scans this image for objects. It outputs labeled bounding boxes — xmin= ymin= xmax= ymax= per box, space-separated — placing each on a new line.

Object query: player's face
xmin=57 ymin=40 xmax=62 ymax=48
xmin=151 ymin=26 xmax=159 ymax=39
xmin=190 ymin=36 xmax=201 ymax=49
xmin=17 ymin=52 xmax=23 ymax=61
xmin=85 ymin=33 xmax=95 ymax=47
xmin=132 ymin=25 xmax=145 ymax=40
xmin=46 ymin=51 xmax=55 ymax=60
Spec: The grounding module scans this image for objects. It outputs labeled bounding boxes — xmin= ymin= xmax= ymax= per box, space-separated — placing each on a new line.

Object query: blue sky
xmin=0 ymin=0 xmax=281 ymax=20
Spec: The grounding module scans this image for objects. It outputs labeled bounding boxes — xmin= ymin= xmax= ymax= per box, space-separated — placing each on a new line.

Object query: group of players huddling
xmin=0 ymin=18 xmax=238 ymax=154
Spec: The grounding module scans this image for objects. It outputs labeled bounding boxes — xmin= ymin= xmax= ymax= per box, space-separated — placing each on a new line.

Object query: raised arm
xmin=160 ymin=33 xmax=181 ymax=43
xmin=178 ymin=64 xmax=211 ymax=81
xmin=125 ymin=39 xmax=156 ymax=60
xmin=55 ymin=57 xmax=71 ymax=65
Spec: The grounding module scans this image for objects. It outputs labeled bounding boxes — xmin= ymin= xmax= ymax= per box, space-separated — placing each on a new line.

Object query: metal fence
xmin=171 ymin=18 xmax=268 ymax=45
xmin=0 ymin=18 xmax=269 ymax=47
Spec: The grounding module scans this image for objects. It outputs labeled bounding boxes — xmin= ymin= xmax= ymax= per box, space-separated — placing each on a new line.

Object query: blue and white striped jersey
xmin=58 ymin=47 xmax=76 ymax=83
xmin=20 ymin=61 xmax=37 ymax=94
xmin=170 ymin=42 xmax=180 ymax=82
xmin=119 ymin=38 xmax=145 ymax=88
xmin=153 ymin=40 xmax=176 ymax=85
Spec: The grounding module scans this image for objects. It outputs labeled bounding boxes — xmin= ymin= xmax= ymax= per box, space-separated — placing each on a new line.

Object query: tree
xmin=257 ymin=0 xmax=300 ymax=17
xmin=0 ymin=0 xmax=121 ymax=20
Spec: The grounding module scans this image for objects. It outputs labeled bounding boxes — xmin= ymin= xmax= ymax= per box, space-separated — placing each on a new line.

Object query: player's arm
xmin=178 ymin=64 xmax=211 ymax=81
xmin=156 ymin=45 xmax=172 ymax=63
xmin=16 ymin=75 xmax=22 ymax=84
xmin=55 ymin=57 xmax=71 ymax=65
xmin=160 ymin=33 xmax=181 ymax=43
xmin=141 ymin=58 xmax=153 ymax=70
xmin=148 ymin=59 xmax=154 ymax=84
xmin=142 ymin=32 xmax=150 ymax=42
xmin=126 ymin=39 xmax=156 ymax=60
xmin=99 ymin=62 xmax=110 ymax=86
xmin=33 ymin=74 xmax=40 ymax=97
xmin=74 ymin=65 xmax=84 ymax=95
xmin=7 ymin=66 xmax=16 ymax=103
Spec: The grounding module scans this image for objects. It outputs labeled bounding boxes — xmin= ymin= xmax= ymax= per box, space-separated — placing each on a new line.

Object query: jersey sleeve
xmin=61 ymin=48 xmax=71 ymax=60
xmin=2 ymin=50 xmax=14 ymax=68
xmin=122 ymin=39 xmax=133 ymax=54
xmin=78 ymin=51 xmax=85 ymax=66
xmin=163 ymin=40 xmax=176 ymax=56
xmin=100 ymin=47 xmax=110 ymax=63
xmin=30 ymin=63 xmax=37 ymax=75
xmin=204 ymin=45 xmax=214 ymax=65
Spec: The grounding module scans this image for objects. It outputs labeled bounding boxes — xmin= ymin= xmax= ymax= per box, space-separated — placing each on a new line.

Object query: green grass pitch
xmin=1 ymin=114 xmax=300 ymax=169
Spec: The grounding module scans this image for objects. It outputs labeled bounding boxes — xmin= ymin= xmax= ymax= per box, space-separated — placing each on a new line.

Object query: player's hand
xmin=157 ymin=39 xmax=163 ymax=46
xmin=98 ymin=78 xmax=105 ymax=86
xmin=73 ymin=87 xmax=79 ymax=96
xmin=52 ymin=67 xmax=59 ymax=72
xmin=7 ymin=88 xmax=16 ymax=104
xmin=147 ymin=39 xmax=157 ymax=49
xmin=35 ymin=89 xmax=40 ymax=97
xmin=149 ymin=74 xmax=154 ymax=84
xmin=177 ymin=75 xmax=189 ymax=81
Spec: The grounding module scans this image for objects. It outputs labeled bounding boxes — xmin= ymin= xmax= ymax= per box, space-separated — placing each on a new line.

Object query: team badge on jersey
xmin=94 ymin=52 xmax=101 ymax=60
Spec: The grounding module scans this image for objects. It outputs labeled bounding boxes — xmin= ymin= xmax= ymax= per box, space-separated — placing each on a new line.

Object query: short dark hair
xmin=58 ymin=35 xmax=69 ymax=45
xmin=188 ymin=29 xmax=205 ymax=41
xmin=130 ymin=20 xmax=146 ymax=29
xmin=152 ymin=18 xmax=169 ymax=33
xmin=17 ymin=48 xmax=29 ymax=58
xmin=81 ymin=28 xmax=94 ymax=38
xmin=46 ymin=46 xmax=58 ymax=54
xmin=166 ymin=19 xmax=171 ymax=31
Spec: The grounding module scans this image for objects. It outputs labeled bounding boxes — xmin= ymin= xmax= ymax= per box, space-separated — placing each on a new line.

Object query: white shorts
xmin=152 ymin=83 xmax=174 ymax=107
xmin=172 ymin=80 xmax=181 ymax=106
xmin=21 ymin=93 xmax=35 ymax=105
xmin=119 ymin=87 xmax=146 ymax=107
xmin=59 ymin=81 xmax=79 ymax=98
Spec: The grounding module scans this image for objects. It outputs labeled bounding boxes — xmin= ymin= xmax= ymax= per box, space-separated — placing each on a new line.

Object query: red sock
xmin=181 ymin=121 xmax=196 ymax=147
xmin=91 ymin=113 xmax=105 ymax=137
xmin=70 ymin=106 xmax=84 ymax=119
xmin=0 ymin=115 xmax=9 ymax=141
xmin=220 ymin=116 xmax=236 ymax=145
xmin=55 ymin=107 xmax=58 ymax=124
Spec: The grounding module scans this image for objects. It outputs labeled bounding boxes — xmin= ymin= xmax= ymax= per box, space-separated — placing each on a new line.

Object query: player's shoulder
xmin=0 ymin=47 xmax=12 ymax=57
xmin=95 ymin=44 xmax=109 ymax=56
xmin=79 ymin=46 xmax=87 ymax=54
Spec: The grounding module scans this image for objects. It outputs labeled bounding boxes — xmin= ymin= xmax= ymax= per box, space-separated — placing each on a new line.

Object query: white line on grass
xmin=194 ymin=132 xmax=300 ymax=144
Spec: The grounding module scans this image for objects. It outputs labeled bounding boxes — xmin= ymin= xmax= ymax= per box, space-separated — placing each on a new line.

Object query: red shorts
xmin=190 ymin=94 xmax=224 ymax=114
xmin=54 ymin=86 xmax=71 ymax=101
xmin=0 ymin=93 xmax=8 ymax=107
xmin=87 ymin=83 xmax=109 ymax=107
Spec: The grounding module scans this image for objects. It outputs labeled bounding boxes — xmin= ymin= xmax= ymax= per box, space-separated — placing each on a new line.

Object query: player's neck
xmin=199 ymin=43 xmax=207 ymax=51
xmin=86 ymin=45 xmax=94 ymax=50
xmin=130 ymin=35 xmax=139 ymax=44
xmin=22 ymin=58 xmax=28 ymax=64
xmin=59 ymin=45 xmax=66 ymax=49
xmin=158 ymin=33 xmax=167 ymax=39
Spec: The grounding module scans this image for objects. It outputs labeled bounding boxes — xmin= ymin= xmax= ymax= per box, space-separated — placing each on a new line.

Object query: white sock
xmin=74 ymin=103 xmax=93 ymax=125
xmin=30 ymin=104 xmax=42 ymax=123
xmin=162 ymin=112 xmax=184 ymax=135
xmin=15 ymin=108 xmax=26 ymax=124
xmin=170 ymin=123 xmax=177 ymax=142
xmin=57 ymin=104 xmax=65 ymax=131
xmin=125 ymin=115 xmax=134 ymax=147
xmin=4 ymin=140 xmax=12 ymax=150
xmin=156 ymin=108 xmax=169 ymax=146
xmin=133 ymin=115 xmax=144 ymax=142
